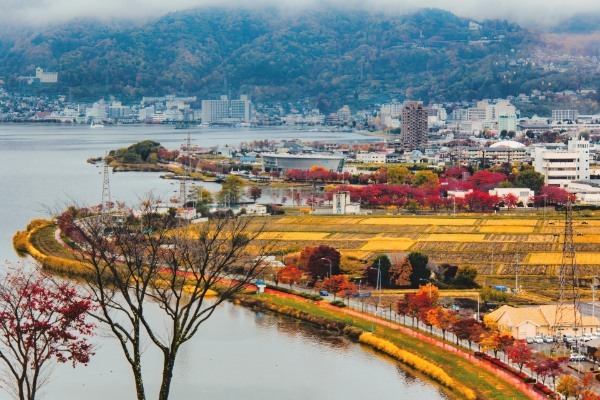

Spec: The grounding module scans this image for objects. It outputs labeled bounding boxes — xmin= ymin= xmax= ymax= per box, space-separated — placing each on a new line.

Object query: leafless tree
xmin=58 ymin=201 xmax=270 ymax=400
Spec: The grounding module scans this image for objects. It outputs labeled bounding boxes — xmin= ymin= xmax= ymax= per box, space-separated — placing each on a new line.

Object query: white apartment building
xmin=534 ymin=137 xmax=590 ymax=187
xmin=201 ymin=95 xmax=252 ymax=124
xmin=552 ymin=109 xmax=578 ymax=123
xmin=498 ymin=114 xmax=517 ymax=132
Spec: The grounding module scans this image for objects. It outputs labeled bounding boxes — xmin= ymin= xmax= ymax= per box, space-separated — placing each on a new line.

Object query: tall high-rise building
xmin=400 ymin=101 xmax=428 ymax=149
xmin=201 ymin=95 xmax=252 ymax=124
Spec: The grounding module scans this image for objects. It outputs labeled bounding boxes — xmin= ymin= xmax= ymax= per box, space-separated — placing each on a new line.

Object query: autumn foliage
xmin=0 ymin=268 xmax=95 ymax=400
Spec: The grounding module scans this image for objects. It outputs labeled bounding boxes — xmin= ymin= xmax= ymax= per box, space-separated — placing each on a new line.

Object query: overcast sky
xmin=2 ymin=0 xmax=600 ymax=26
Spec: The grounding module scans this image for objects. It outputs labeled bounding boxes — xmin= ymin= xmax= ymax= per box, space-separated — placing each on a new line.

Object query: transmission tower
xmin=179 ymin=133 xmax=193 ymax=207
xmin=553 ymin=199 xmax=582 ymax=344
xmin=101 ymin=154 xmax=112 ymax=213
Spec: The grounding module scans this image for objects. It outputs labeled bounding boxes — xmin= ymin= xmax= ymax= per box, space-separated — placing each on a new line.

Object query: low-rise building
xmin=488 ymin=188 xmax=534 ymax=206
xmin=332 ymin=192 xmax=361 ymax=214
xmin=486 ymin=304 xmax=599 ymax=339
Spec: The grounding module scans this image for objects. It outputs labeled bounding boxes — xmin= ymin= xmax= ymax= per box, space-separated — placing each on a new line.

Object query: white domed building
xmin=481 ymin=140 xmax=529 ymax=165
xmin=489 ymin=140 xmax=526 ymax=150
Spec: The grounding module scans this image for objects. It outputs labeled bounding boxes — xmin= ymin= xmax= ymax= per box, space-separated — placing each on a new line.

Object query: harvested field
xmin=478 ymin=226 xmax=535 ymax=234
xmin=360 ymin=239 xmax=415 ymax=251
xmin=358 ymin=217 xmax=478 ymax=226
xmin=411 ymin=242 xmax=462 ymax=252
xmin=421 ymin=234 xmax=485 ymax=242
xmin=528 ymin=252 xmax=600 ymax=264
xmin=257 ymin=232 xmax=330 ymax=240
xmin=484 ymin=219 xmax=539 ymax=226
xmin=258 ymin=214 xmax=600 ymax=279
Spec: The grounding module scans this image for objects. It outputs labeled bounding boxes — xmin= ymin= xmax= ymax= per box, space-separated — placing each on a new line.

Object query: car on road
xmin=526 ymin=337 xmax=534 ymax=344
xmin=570 ymin=353 xmax=586 ymax=362
xmin=533 ymin=335 xmax=544 ymax=344
xmin=583 ymin=334 xmax=593 ymax=342
xmin=543 ymin=335 xmax=554 ymax=343
xmin=319 ymin=290 xmax=329 ymax=296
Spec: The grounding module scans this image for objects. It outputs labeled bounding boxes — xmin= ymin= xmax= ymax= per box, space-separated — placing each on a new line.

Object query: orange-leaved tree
xmin=426 ymin=307 xmax=459 ymax=340
xmin=277 ymin=265 xmax=303 ymax=289
xmin=322 ymin=275 xmax=356 ymax=300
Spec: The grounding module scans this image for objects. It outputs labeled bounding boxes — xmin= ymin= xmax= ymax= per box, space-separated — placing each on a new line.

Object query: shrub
xmin=330 ymin=300 xmax=346 ymax=308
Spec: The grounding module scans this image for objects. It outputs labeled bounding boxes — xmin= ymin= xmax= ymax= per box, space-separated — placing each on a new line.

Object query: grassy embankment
xmin=15 ymin=219 xmax=533 ymax=399
xmin=243 ymin=293 xmax=530 ymax=400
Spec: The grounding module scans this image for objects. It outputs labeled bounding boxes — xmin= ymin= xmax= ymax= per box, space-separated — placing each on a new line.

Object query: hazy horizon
xmin=2 ymin=0 xmax=600 ymax=28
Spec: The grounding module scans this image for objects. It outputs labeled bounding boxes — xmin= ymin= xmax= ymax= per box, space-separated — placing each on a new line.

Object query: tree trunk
xmin=158 ymin=350 xmax=177 ymax=400
xmin=132 ymin=337 xmax=146 ymax=400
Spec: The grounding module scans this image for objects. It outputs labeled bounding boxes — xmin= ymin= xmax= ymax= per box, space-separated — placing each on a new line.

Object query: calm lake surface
xmin=0 ymin=124 xmax=448 ymax=400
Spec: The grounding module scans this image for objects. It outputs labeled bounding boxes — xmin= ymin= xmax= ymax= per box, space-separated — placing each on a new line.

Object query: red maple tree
xmin=0 ymin=268 xmax=95 ymax=400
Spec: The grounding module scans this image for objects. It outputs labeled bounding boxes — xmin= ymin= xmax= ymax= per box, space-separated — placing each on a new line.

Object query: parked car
xmin=543 ymin=335 xmax=554 ymax=343
xmin=570 ymin=353 xmax=586 ymax=362
xmin=319 ymin=290 xmax=329 ymax=296
xmin=526 ymin=337 xmax=534 ymax=344
xmin=533 ymin=335 xmax=544 ymax=344
xmin=583 ymin=334 xmax=593 ymax=342
xmin=564 ymin=335 xmax=575 ymax=344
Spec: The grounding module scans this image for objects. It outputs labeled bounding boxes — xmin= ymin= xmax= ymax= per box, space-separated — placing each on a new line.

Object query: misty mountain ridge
xmin=0 ymin=6 xmax=598 ymax=110
xmin=551 ymin=12 xmax=600 ymax=34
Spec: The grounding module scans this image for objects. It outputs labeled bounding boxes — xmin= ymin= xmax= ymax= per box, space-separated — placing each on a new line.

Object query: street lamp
xmin=320 ymin=257 xmax=332 ymax=279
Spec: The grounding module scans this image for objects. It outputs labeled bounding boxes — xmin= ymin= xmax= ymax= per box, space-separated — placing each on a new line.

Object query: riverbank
xmin=14 ymin=218 xmax=546 ymax=400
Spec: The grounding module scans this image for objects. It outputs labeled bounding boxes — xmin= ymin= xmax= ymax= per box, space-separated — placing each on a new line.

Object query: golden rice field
xmin=484 ymin=219 xmax=539 ymax=226
xmin=478 ymin=226 xmax=535 ymax=234
xmin=358 ymin=217 xmax=478 ymax=226
xmin=256 ymin=214 xmax=600 ymax=278
xmin=359 ymin=238 xmax=415 ymax=251
xmin=257 ymin=232 xmax=330 ymax=240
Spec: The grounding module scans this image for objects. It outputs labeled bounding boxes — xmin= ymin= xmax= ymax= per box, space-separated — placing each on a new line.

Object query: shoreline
xmin=14 ymin=218 xmax=544 ymax=400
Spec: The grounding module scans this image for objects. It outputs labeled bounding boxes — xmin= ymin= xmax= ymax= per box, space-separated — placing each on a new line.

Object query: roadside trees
xmin=426 ymin=307 xmax=458 ymax=340
xmin=506 ymin=340 xmax=533 ymax=372
xmin=556 ymin=375 xmax=581 ymax=400
xmin=0 ymin=267 xmax=95 ymax=400
xmin=321 ymin=275 xmax=356 ymax=300
xmin=277 ymin=265 xmax=303 ymax=289
xmin=449 ymin=318 xmax=483 ymax=349
xmin=299 ymin=245 xmax=341 ymax=281
xmin=61 ymin=203 xmax=269 ymax=400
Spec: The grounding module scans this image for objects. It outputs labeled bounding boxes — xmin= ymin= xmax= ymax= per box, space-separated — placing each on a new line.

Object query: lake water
xmin=0 ymin=124 xmax=447 ymax=400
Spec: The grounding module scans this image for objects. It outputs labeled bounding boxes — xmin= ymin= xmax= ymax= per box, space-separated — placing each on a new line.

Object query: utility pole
xmin=377 ymin=258 xmax=382 ymax=306
xmin=593 ymin=276 xmax=597 ymax=320
xmin=453 ymin=196 xmax=456 ymax=218
xmin=514 ymin=253 xmax=519 ymax=294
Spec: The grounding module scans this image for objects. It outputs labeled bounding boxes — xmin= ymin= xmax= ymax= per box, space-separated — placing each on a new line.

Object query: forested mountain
xmin=0 ymin=7 xmax=597 ymax=109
